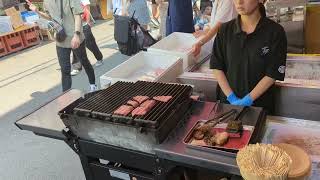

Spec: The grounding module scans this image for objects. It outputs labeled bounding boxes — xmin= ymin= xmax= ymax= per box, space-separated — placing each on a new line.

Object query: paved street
xmin=0 ymin=20 xmax=130 ymax=180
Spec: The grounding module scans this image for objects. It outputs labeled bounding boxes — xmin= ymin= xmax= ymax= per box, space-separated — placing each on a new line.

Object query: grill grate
xmin=73 ymin=81 xmax=192 ymax=128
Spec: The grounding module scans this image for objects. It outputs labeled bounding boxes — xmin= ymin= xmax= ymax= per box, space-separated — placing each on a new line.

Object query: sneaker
xmin=95 ymin=60 xmax=103 ymax=67
xmin=89 ymin=84 xmax=98 ymax=92
xmin=71 ymin=69 xmax=81 ymax=76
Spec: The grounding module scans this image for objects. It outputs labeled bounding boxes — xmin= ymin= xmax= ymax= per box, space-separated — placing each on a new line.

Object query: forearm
xmin=213 ymin=69 xmax=233 ymax=96
xmin=249 ymin=76 xmax=275 ymax=101
xmin=199 ymin=22 xmax=221 ymax=44
xmin=36 ymin=10 xmax=51 ymax=20
xmin=74 ymin=14 xmax=82 ymax=32
xmin=122 ymin=0 xmax=127 ymax=15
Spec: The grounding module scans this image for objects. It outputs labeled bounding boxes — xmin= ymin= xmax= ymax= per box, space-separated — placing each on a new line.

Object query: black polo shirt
xmin=210 ymin=15 xmax=287 ymax=113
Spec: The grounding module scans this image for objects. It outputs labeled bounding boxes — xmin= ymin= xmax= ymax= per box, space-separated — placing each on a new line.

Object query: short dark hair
xmin=259 ymin=3 xmax=266 ymax=17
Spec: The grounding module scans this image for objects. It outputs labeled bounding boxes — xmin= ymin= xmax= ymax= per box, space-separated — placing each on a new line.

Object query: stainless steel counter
xmin=262 ymin=116 xmax=320 ymax=179
xmin=16 ymin=89 xmax=320 ymax=178
xmin=16 ymin=89 xmax=82 ymax=139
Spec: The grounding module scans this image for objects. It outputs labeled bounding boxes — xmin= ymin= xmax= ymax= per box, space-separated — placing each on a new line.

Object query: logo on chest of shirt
xmin=260 ymin=46 xmax=270 ymax=56
xmin=278 ymin=65 xmax=286 ymax=74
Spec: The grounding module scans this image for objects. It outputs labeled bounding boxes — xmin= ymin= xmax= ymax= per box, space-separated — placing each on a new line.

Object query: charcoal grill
xmin=59 ymin=81 xmax=193 ymax=153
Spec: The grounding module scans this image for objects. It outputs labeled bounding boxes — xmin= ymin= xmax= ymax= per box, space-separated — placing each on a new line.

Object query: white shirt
xmin=210 ymin=0 xmax=237 ymax=27
xmin=113 ymin=0 xmax=123 ymax=15
xmin=81 ymin=0 xmax=91 ymax=6
xmin=202 ymin=0 xmax=237 ymax=53
xmin=80 ymin=0 xmax=93 ymax=26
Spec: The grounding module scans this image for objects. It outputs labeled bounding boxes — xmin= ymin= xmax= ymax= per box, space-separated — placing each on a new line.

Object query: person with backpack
xmin=126 ymin=0 xmax=151 ymax=30
xmin=27 ymin=0 xmax=97 ymax=92
xmin=70 ymin=0 xmax=104 ymax=76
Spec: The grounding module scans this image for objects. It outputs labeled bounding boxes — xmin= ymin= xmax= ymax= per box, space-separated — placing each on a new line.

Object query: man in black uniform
xmin=211 ymin=0 xmax=287 ymax=113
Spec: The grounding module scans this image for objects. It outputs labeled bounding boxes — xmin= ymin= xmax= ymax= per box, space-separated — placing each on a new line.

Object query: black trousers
xmin=56 ymin=41 xmax=96 ymax=92
xmin=72 ymin=24 xmax=103 ymax=71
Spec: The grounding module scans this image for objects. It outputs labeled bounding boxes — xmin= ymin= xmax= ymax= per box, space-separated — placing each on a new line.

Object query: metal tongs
xmin=193 ymin=109 xmax=238 ymax=140
xmin=205 ymin=109 xmax=238 ymax=127
xmin=226 ymin=106 xmax=250 ymax=134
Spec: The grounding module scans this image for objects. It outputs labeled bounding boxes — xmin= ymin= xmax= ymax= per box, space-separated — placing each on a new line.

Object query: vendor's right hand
xmin=26 ymin=0 xmax=38 ymax=12
xmin=192 ymin=42 xmax=202 ymax=57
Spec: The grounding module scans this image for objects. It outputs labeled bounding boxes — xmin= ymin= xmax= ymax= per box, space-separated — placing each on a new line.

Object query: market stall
xmin=15 ymin=7 xmax=320 ymax=178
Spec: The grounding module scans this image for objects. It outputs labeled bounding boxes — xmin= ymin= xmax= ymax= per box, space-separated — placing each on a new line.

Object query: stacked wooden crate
xmin=0 ymin=25 xmax=40 ymax=57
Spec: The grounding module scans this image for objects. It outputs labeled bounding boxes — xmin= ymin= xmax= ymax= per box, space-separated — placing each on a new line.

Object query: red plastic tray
xmin=184 ymin=121 xmax=254 ymax=154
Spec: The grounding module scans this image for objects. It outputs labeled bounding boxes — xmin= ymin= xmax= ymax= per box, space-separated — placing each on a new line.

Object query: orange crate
xmin=2 ymin=31 xmax=24 ymax=54
xmin=20 ymin=26 xmax=40 ymax=48
xmin=0 ymin=37 xmax=8 ymax=57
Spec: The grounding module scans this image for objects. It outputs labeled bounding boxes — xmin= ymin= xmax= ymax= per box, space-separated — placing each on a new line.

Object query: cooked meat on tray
xmin=204 ymin=135 xmax=216 ymax=146
xmin=114 ymin=105 xmax=134 ymax=116
xmin=127 ymin=100 xmax=139 ymax=108
xmin=132 ymin=107 xmax=148 ymax=116
xmin=226 ymin=120 xmax=243 ymax=133
xmin=140 ymin=100 xmax=156 ymax=111
xmin=193 ymin=130 xmax=205 ymax=140
xmin=215 ymin=132 xmax=229 ymax=146
xmin=133 ymin=96 xmax=150 ymax=104
xmin=192 ymin=127 xmax=229 ymax=146
xmin=153 ymin=96 xmax=172 ymax=103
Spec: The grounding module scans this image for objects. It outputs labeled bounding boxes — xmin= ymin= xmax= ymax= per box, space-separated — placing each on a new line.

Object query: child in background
xmin=194 ymin=6 xmax=212 ymax=32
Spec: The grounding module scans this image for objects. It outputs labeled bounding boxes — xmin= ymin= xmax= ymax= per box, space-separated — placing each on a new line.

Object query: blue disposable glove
xmin=227 ymin=92 xmax=240 ymax=104
xmin=233 ymin=94 xmax=254 ymax=106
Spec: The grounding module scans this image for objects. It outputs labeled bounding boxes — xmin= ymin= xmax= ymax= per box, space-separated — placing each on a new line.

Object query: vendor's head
xmin=233 ymin=0 xmax=266 ymax=16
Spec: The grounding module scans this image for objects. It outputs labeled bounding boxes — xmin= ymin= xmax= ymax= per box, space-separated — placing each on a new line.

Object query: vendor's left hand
xmin=232 ymin=94 xmax=254 ymax=106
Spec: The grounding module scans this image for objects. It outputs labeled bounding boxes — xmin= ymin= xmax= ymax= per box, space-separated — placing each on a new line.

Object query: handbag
xmin=53 ymin=0 xmax=67 ymax=42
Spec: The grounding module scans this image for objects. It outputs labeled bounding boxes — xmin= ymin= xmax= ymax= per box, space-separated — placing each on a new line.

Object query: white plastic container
xmin=148 ymin=32 xmax=212 ymax=70
xmin=0 ymin=16 xmax=13 ymax=34
xmin=100 ymin=51 xmax=183 ymax=89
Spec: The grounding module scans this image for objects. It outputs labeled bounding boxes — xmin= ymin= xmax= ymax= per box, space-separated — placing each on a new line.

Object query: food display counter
xmin=16 ymin=89 xmax=320 ymax=180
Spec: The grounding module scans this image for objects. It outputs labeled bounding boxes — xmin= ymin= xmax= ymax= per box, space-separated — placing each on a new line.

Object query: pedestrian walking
xmin=126 ymin=0 xmax=151 ymax=30
xmin=166 ymin=0 xmax=194 ymax=35
xmin=27 ymin=0 xmax=97 ymax=92
xmin=156 ymin=0 xmax=168 ymax=39
xmin=71 ymin=0 xmax=104 ymax=76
